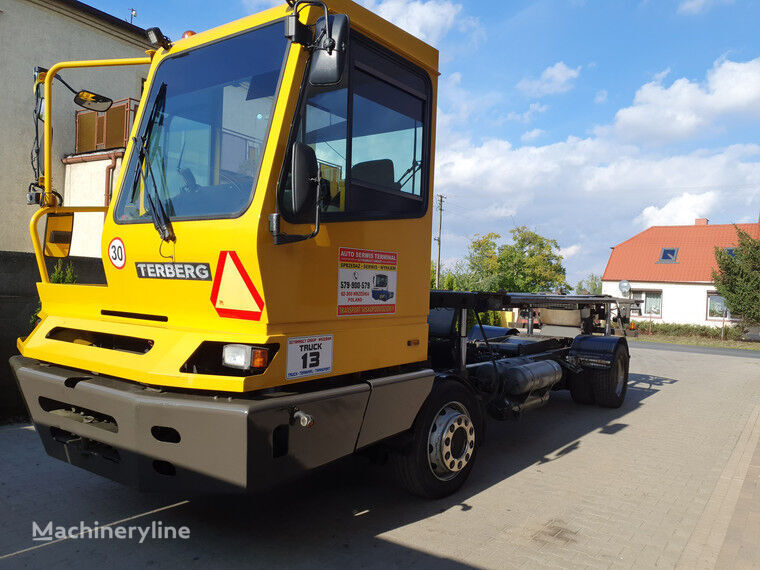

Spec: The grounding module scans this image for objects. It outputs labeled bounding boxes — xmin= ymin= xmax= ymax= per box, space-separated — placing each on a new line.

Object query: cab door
xmin=258 ymin=31 xmax=436 ymax=377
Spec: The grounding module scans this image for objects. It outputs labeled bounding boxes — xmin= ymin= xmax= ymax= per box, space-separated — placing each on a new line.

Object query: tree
xmin=713 ymin=226 xmax=760 ymax=325
xmin=576 ymin=273 xmax=602 ymax=295
xmin=466 ymin=232 xmax=501 ymax=291
xmin=497 ymin=226 xmax=569 ymax=293
xmin=460 ymin=228 xmax=569 ymax=293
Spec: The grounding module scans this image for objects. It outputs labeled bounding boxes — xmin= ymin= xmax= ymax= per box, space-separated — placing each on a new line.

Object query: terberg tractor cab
xmin=12 ymin=0 xmax=637 ymax=498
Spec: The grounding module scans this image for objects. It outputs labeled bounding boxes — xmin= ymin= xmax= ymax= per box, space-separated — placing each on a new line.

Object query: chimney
xmin=695 ymin=218 xmax=708 ymax=226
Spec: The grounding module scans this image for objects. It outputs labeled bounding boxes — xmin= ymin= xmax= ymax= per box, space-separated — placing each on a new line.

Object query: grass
xmin=630 ymin=334 xmax=760 ymax=351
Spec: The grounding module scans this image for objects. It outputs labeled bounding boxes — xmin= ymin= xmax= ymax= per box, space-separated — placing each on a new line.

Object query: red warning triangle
xmin=210 ymin=251 xmax=265 ymax=320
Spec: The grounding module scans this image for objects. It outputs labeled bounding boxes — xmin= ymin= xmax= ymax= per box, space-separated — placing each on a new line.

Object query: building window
xmin=658 ymin=247 xmax=678 ymax=263
xmin=707 ymin=293 xmax=738 ymax=321
xmin=631 ymin=290 xmax=662 ymax=318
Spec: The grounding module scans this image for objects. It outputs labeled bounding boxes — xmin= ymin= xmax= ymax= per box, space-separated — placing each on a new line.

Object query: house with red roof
xmin=601 ymin=216 xmax=760 ymax=326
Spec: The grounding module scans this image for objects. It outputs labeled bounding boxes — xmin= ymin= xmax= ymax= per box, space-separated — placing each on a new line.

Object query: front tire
xmin=392 ymin=379 xmax=482 ymax=498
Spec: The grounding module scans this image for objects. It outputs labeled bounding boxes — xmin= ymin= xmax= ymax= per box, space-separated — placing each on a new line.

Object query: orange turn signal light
xmin=252 ymin=348 xmax=269 ymax=369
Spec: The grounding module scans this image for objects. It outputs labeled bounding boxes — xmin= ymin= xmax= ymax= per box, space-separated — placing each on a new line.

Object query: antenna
xmin=128 ymin=8 xmax=137 ymax=24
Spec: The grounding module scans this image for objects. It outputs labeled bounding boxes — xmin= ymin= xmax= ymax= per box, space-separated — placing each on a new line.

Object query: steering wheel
xmin=219 ymin=171 xmax=247 ymax=195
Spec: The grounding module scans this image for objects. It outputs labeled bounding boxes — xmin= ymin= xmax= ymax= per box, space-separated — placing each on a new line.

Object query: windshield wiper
xmin=130 ymin=83 xmax=175 ymax=242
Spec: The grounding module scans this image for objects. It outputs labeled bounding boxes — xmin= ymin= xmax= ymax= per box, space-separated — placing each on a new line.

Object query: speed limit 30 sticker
xmin=108 ymin=237 xmax=126 ymax=269
xmin=286 ymin=335 xmax=333 ymax=380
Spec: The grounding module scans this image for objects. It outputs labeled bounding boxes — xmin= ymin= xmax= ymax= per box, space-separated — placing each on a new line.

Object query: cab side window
xmin=302 ymin=86 xmax=349 ymax=212
xmin=280 ymin=34 xmax=430 ymax=222
xmin=350 ymin=68 xmax=425 ymax=210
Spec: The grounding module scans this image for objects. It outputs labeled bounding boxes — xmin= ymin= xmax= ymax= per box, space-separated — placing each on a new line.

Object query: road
xmin=1 ymin=345 xmax=759 ymax=569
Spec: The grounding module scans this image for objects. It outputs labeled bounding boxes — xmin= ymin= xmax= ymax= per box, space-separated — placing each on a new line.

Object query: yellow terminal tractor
xmin=12 ymin=0 xmax=639 ymax=497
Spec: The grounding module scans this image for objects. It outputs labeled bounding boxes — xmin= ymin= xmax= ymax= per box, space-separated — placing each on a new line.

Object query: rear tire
xmin=392 ymin=379 xmax=482 ymax=499
xmin=591 ymin=344 xmax=629 ymax=408
xmin=569 ymin=372 xmax=595 ymax=405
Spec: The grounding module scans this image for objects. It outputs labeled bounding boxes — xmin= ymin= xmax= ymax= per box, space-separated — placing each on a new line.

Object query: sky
xmin=89 ymin=0 xmax=760 ymax=285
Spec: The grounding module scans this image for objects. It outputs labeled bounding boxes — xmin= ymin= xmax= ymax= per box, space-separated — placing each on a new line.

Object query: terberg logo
xmin=135 ymin=262 xmax=212 ymax=281
xmin=32 ymin=520 xmax=190 ymax=543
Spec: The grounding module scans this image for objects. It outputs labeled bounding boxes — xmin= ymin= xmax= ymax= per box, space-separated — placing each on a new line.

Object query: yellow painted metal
xmin=43 ymin=212 xmax=74 ymax=258
xmin=42 ymin=57 xmax=151 ymax=206
xmin=30 ymin=206 xmax=108 ymax=282
xmin=21 ymin=1 xmax=440 ymax=393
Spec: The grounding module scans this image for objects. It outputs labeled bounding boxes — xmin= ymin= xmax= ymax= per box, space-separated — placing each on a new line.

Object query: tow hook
xmin=291 ymin=409 xmax=314 ymax=428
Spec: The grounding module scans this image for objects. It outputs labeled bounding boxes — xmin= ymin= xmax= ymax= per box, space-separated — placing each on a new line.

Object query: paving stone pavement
xmin=0 ymin=345 xmax=759 ymax=569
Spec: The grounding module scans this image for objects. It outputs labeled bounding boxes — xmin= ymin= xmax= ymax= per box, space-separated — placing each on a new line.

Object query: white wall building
xmin=602 ymin=217 xmax=759 ymax=327
xmin=0 ymin=0 xmax=150 ymax=255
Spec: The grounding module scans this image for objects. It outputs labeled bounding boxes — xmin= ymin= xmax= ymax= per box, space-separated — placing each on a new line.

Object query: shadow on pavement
xmin=3 ymin=374 xmax=676 ymax=567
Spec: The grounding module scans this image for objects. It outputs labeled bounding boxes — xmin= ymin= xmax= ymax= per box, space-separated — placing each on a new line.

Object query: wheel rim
xmin=427 ymin=401 xmax=476 ymax=481
xmin=615 ymin=358 xmax=625 ymax=397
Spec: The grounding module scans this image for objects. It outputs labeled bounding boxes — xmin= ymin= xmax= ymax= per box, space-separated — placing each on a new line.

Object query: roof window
xmin=658 ymin=247 xmax=678 ymax=263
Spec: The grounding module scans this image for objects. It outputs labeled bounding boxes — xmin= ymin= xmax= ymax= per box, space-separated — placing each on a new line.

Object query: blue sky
xmin=89 ymin=0 xmax=760 ymax=284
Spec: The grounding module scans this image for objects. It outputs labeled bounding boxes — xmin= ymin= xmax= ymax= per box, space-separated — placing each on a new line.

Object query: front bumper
xmin=11 ymin=356 xmax=432 ymax=492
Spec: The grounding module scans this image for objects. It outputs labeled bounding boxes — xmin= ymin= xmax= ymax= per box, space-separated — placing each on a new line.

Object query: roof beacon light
xmin=146 ymin=27 xmax=172 ymax=50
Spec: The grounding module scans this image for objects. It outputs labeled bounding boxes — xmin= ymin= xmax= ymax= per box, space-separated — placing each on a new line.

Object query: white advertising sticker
xmin=286 ymin=335 xmax=333 ymax=380
xmin=337 ymin=247 xmax=397 ymax=316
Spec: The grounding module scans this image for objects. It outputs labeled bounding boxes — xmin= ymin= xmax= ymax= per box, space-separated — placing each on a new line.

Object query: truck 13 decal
xmin=286 ymin=335 xmax=333 ymax=380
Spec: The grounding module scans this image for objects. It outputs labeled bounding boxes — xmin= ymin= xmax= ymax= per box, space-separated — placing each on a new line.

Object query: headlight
xmin=222 ymin=344 xmax=269 ymax=371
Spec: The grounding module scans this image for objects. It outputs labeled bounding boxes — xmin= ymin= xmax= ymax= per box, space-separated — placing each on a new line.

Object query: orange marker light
xmin=182 ymin=30 xmax=197 ymax=39
xmin=252 ymin=348 xmax=268 ymax=369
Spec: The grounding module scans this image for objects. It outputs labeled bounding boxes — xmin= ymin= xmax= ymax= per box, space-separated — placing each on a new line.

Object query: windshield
xmin=115 ymin=22 xmax=288 ymax=222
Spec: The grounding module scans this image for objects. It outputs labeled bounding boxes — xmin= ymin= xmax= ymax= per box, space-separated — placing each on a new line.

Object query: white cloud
xmin=594 ymin=89 xmax=608 ymax=104
xmin=435 ymin=133 xmax=760 ymax=282
xmin=560 ymin=244 xmax=581 ymax=258
xmin=437 ymin=72 xmax=502 ymax=131
xmin=612 ymin=57 xmax=760 ymax=143
xmin=521 ymin=129 xmax=545 ymax=142
xmin=634 ymin=191 xmax=719 ymax=227
xmin=483 ymin=204 xmax=517 ymax=219
xmin=357 ymin=0 xmax=479 ymax=46
xmin=652 ymin=68 xmax=671 ymax=83
xmin=507 ymin=102 xmax=548 ymax=123
xmin=678 ymin=0 xmax=733 ymax=15
xmin=517 ymin=62 xmax=581 ymax=97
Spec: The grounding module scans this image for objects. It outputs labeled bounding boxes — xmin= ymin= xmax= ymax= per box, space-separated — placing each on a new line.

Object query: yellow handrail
xmin=30 ymin=206 xmax=108 ymax=282
xmin=42 ymin=56 xmax=152 ymax=207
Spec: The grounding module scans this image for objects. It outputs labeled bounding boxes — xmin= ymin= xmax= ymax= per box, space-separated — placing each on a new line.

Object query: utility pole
xmin=434 ymin=194 xmax=445 ymax=288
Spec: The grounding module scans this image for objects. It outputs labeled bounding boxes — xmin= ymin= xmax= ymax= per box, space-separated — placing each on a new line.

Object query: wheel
xmin=591 ymin=344 xmax=629 ymax=408
xmin=568 ymin=371 xmax=595 ymax=405
xmin=392 ymin=379 xmax=482 ymax=498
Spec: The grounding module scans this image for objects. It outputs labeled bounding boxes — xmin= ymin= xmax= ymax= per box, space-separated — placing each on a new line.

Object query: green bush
xmin=633 ymin=320 xmax=743 ymax=340
xmin=29 ymin=259 xmax=77 ymax=327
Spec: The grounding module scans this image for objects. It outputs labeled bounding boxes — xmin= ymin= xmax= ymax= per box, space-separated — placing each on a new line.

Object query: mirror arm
xmin=288 ymin=1 xmax=333 ymax=51
xmin=269 ymin=203 xmax=321 ymax=246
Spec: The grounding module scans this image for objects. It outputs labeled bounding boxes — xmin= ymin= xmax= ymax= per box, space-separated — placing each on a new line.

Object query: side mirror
xmin=43 ymin=212 xmax=74 ymax=258
xmin=309 ymin=14 xmax=349 ymax=86
xmin=291 ymin=142 xmax=319 ymax=223
xmin=74 ymin=90 xmax=113 ymax=112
